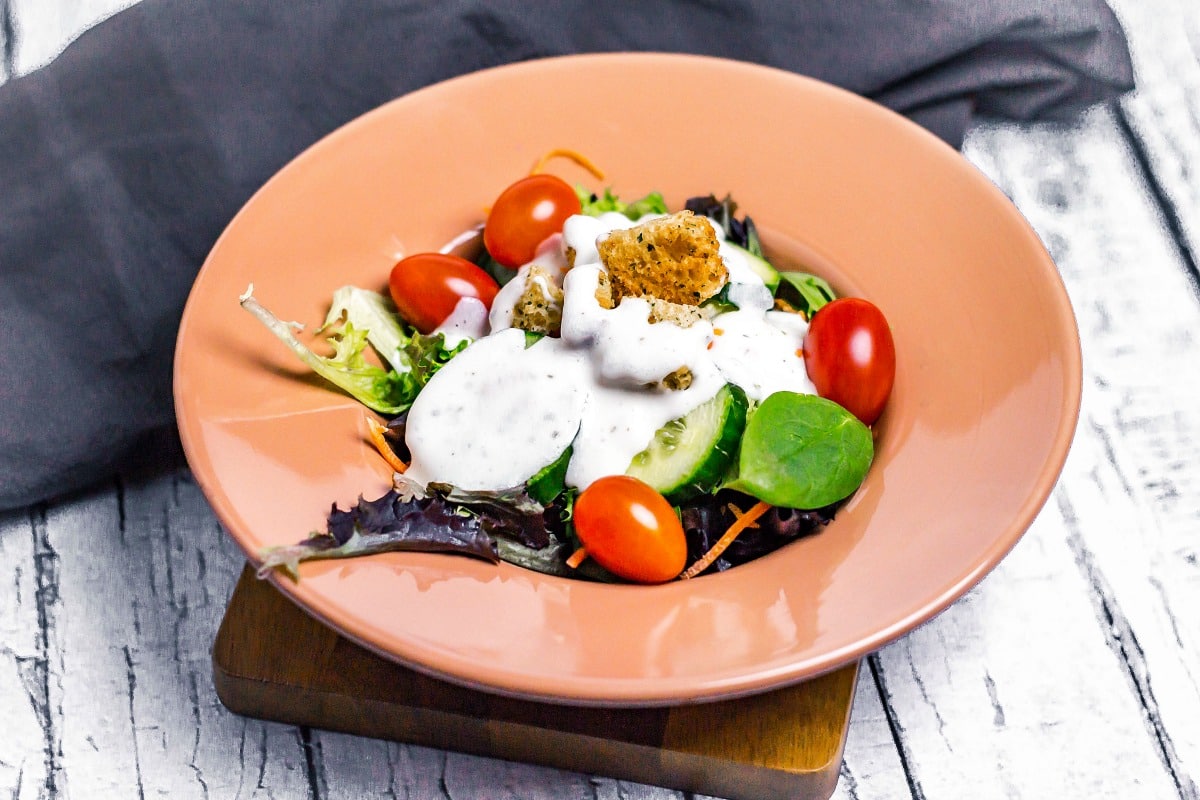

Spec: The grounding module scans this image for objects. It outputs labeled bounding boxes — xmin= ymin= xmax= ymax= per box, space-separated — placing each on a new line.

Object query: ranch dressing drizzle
xmin=557 ymin=263 xmax=723 ymax=487
xmin=434 ymin=297 xmax=489 ymax=348
xmin=403 ymin=328 xmax=589 ymax=489
xmin=708 ymin=308 xmax=816 ymax=401
xmin=488 ymin=233 xmax=570 ymax=333
xmin=406 ymin=211 xmax=817 ymax=493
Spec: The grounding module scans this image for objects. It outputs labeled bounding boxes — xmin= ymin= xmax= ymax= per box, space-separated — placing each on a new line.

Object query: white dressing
xmin=709 ymin=308 xmax=816 ymax=401
xmin=406 ymin=211 xmax=819 ymax=493
xmin=404 ymin=329 xmax=588 ymax=489
xmin=720 ymin=243 xmax=775 ymax=312
xmin=435 ymin=297 xmax=490 ymax=348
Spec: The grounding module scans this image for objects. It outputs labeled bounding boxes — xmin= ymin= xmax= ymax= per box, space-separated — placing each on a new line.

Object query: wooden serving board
xmin=213 ymin=566 xmax=857 ymax=800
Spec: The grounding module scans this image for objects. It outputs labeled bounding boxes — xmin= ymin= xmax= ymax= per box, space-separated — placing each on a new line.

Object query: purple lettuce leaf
xmin=258 ymin=489 xmax=499 ymax=580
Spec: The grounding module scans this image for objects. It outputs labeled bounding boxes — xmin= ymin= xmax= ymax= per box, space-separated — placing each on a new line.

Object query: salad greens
xmin=257 ymin=488 xmax=499 ymax=579
xmin=724 ymin=392 xmax=873 ymax=509
xmin=776 ymin=272 xmax=837 ymax=318
xmin=248 ymin=188 xmax=878 ymax=582
xmin=240 ymin=285 xmax=465 ymax=415
xmin=575 ymin=186 xmax=669 ymax=219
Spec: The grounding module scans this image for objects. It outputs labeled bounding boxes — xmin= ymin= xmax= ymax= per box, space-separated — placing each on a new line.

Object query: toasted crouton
xmin=510 ymin=265 xmax=564 ymax=335
xmin=594 ymin=270 xmax=702 ymax=327
xmin=597 ymin=211 xmax=727 ymax=306
xmin=647 ymin=298 xmax=703 ymax=328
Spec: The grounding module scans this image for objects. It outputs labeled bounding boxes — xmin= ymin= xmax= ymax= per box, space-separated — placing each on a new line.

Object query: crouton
xmin=647 ymin=298 xmax=703 ymax=328
xmin=597 ymin=211 xmax=727 ymax=306
xmin=510 ymin=264 xmax=564 ymax=335
xmin=594 ymin=270 xmax=702 ymax=327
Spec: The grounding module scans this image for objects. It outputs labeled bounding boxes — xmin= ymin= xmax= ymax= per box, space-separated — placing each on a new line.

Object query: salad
xmin=242 ymin=154 xmax=895 ymax=584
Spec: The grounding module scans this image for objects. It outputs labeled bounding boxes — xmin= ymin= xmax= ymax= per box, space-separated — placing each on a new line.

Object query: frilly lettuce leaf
xmin=257 ymin=489 xmax=499 ymax=580
xmin=240 ymin=286 xmax=466 ymax=415
xmin=575 ymin=186 xmax=669 ymax=220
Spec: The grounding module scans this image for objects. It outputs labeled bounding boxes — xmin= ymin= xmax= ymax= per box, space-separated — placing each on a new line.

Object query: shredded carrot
xmin=565 ymin=546 xmax=589 ymax=569
xmin=795 ymin=348 xmax=804 ymax=358
xmin=679 ymin=500 xmax=771 ymax=580
xmin=725 ymin=503 xmax=760 ymax=528
xmin=529 ymin=148 xmax=606 ymax=181
xmin=365 ymin=415 xmax=409 ymax=474
xmin=713 ymin=328 xmax=725 ymax=336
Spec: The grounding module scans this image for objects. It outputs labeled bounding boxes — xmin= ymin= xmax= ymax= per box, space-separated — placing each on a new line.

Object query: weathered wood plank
xmin=832 ymin=668 xmax=911 ymax=800
xmin=9 ymin=0 xmax=135 ymax=74
xmin=1107 ymin=0 xmax=1200 ymax=275
xmin=0 ymin=509 xmax=53 ymax=799
xmin=872 ymin=506 xmax=1180 ymax=799
xmin=23 ymin=452 xmax=315 ymax=798
xmin=968 ymin=107 xmax=1200 ymax=797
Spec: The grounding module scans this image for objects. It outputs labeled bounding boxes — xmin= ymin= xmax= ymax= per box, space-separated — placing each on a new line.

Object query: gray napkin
xmin=0 ymin=0 xmax=1133 ymax=510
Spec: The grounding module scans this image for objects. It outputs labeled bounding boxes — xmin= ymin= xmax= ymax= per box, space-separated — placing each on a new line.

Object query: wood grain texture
xmin=0 ymin=509 xmax=53 ymax=799
xmin=1108 ymin=0 xmax=1200 ymax=278
xmin=215 ymin=567 xmax=856 ymax=800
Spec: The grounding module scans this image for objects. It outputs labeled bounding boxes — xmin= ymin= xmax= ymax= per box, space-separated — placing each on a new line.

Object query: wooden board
xmin=213 ymin=566 xmax=858 ymax=800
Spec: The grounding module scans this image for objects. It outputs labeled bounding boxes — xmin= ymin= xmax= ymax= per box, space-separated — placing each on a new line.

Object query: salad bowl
xmin=174 ymin=53 xmax=1081 ymax=706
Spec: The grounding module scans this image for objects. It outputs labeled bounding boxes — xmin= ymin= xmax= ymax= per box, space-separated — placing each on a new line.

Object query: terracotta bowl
xmin=174 ymin=53 xmax=1080 ymax=706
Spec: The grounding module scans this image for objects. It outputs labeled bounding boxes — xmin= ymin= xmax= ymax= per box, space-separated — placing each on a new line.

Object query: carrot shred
xmin=529 ymin=148 xmax=606 ymax=181
xmin=566 ymin=546 xmax=589 ymax=569
xmin=679 ymin=500 xmax=771 ymax=580
xmin=365 ymin=415 xmax=409 ymax=474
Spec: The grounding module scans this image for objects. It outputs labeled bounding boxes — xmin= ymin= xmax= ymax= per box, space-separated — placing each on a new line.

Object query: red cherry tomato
xmin=573 ymin=476 xmax=687 ymax=584
xmin=388 ymin=253 xmax=499 ymax=334
xmin=803 ymin=297 xmax=896 ymax=425
xmin=484 ymin=174 xmax=581 ymax=268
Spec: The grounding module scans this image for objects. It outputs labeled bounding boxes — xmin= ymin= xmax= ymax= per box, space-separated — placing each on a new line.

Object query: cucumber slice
xmin=626 ymin=384 xmax=749 ymax=501
xmin=725 ymin=241 xmax=781 ymax=292
xmin=526 ymin=445 xmax=572 ymax=505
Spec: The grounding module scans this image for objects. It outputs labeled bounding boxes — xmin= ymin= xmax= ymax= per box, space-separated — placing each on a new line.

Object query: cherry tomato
xmin=388 ymin=253 xmax=499 ymax=334
xmin=803 ymin=297 xmax=896 ymax=425
xmin=573 ymin=476 xmax=687 ymax=584
xmin=484 ymin=174 xmax=581 ymax=268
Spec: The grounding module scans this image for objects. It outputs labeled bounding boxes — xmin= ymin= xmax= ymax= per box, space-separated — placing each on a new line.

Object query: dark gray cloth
xmin=0 ymin=0 xmax=1133 ymax=510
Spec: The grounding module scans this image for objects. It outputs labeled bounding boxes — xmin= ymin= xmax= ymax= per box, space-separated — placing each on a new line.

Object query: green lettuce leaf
xmin=575 ymin=186 xmax=669 ymax=220
xmin=776 ymin=272 xmax=837 ymax=317
xmin=240 ymin=285 xmax=466 ymax=415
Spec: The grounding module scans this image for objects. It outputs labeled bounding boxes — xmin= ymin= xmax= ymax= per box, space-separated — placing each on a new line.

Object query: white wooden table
xmin=3 ymin=1 xmax=1199 ymax=797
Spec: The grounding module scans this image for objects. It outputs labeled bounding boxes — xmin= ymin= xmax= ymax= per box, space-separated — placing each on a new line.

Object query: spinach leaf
xmin=724 ymin=392 xmax=872 ymax=509
xmin=776 ymin=272 xmax=837 ymax=317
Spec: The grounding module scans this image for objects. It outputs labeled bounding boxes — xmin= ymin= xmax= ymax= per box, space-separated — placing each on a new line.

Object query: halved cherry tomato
xmin=573 ymin=476 xmax=687 ymax=584
xmin=484 ymin=174 xmax=581 ymax=268
xmin=388 ymin=253 xmax=499 ymax=334
xmin=803 ymin=297 xmax=896 ymax=425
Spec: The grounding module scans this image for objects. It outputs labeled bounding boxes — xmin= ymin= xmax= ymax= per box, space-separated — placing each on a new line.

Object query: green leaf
xmin=576 ymin=186 xmax=668 ymax=220
xmin=240 ymin=286 xmax=463 ymax=415
xmin=724 ymin=392 xmax=872 ymax=509
xmin=776 ymin=272 xmax=837 ymax=317
xmin=320 ymin=286 xmax=413 ymax=373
